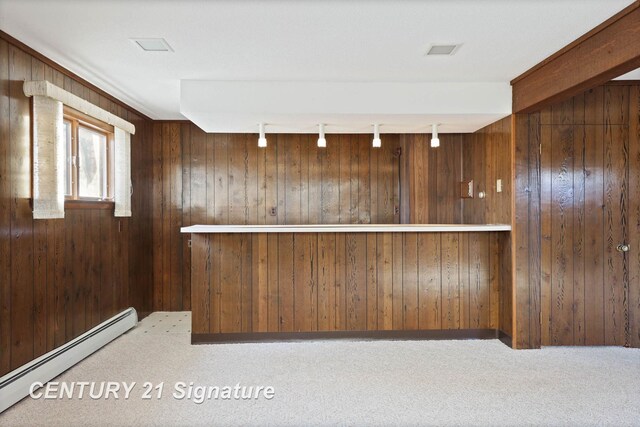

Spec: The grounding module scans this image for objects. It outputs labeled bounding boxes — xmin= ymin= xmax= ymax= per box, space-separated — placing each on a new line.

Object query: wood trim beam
xmin=511 ymin=2 xmax=640 ymax=113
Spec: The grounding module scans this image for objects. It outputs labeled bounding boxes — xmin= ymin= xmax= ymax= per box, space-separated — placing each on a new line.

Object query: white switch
xmin=496 ymin=179 xmax=502 ymax=193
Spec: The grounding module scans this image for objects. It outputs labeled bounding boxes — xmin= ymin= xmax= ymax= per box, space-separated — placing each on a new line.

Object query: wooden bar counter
xmin=181 ymin=224 xmax=512 ymax=343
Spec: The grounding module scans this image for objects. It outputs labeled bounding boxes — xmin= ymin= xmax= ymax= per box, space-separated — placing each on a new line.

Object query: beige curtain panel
xmin=114 ymin=127 xmax=132 ymax=217
xmin=31 ymin=95 xmax=65 ymax=219
xmin=24 ymin=80 xmax=135 ymax=219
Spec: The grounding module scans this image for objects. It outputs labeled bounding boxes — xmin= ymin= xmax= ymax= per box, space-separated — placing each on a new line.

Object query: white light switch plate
xmin=496 ymin=179 xmax=502 ymax=193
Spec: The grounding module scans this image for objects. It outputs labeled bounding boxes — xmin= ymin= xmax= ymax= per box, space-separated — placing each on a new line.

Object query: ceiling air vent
xmin=130 ymin=38 xmax=173 ymax=52
xmin=426 ymin=44 xmax=459 ymax=56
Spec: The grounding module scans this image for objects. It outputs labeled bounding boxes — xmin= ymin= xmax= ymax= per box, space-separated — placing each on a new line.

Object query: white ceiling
xmin=616 ymin=68 xmax=640 ymax=80
xmin=0 ymin=0 xmax=635 ymax=133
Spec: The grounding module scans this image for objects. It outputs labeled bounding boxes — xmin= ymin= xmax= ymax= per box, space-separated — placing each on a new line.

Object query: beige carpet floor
xmin=2 ymin=312 xmax=639 ymax=426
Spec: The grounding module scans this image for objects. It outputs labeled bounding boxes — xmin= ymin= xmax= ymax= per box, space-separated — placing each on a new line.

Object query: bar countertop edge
xmin=180 ymin=224 xmax=512 ymax=233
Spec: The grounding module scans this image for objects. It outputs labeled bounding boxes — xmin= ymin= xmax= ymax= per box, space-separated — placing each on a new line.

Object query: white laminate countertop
xmin=181 ymin=224 xmax=511 ymax=233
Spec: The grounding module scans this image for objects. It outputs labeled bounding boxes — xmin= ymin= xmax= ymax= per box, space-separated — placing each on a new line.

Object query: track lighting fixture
xmin=258 ymin=123 xmax=267 ymax=148
xmin=431 ymin=124 xmax=440 ymax=148
xmin=318 ymin=123 xmax=326 ymax=148
xmin=372 ymin=124 xmax=381 ymax=148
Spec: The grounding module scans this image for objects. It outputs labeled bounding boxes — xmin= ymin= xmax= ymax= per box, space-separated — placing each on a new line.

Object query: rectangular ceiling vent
xmin=131 ymin=38 xmax=173 ymax=52
xmin=426 ymin=44 xmax=459 ymax=56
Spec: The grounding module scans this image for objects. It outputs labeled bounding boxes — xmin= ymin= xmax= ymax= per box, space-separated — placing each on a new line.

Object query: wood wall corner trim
xmin=511 ymin=3 xmax=640 ymax=113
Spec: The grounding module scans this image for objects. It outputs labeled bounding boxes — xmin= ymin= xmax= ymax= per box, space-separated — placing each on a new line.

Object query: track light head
xmin=258 ymin=122 xmax=267 ymax=148
xmin=372 ymin=124 xmax=381 ymax=148
xmin=431 ymin=123 xmax=440 ymax=148
xmin=318 ymin=123 xmax=326 ymax=148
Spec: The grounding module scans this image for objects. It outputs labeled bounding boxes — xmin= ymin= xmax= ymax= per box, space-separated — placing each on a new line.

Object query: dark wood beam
xmin=512 ymin=2 xmax=640 ymax=113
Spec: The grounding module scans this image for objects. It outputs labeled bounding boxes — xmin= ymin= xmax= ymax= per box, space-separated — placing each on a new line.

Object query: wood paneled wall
xmin=539 ymin=84 xmax=639 ymax=347
xmin=152 ymin=124 xmax=471 ymax=311
xmin=0 ymin=37 xmax=153 ymax=376
xmin=399 ymin=134 xmax=464 ymax=224
xmin=513 ymin=83 xmax=640 ymax=348
xmin=462 ymin=117 xmax=512 ymax=225
xmin=191 ymin=232 xmax=504 ymax=335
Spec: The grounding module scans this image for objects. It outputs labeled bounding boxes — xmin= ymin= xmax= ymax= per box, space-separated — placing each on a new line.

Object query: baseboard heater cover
xmin=0 ymin=307 xmax=138 ymax=413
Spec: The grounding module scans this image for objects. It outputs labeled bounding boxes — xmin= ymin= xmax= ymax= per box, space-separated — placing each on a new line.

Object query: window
xmin=63 ymin=107 xmax=114 ymax=202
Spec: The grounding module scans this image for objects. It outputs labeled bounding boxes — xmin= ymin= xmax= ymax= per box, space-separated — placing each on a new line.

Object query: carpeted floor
xmin=2 ymin=312 xmax=639 ymax=426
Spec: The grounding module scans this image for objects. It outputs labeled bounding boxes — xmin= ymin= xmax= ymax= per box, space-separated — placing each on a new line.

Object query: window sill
xmin=65 ymin=200 xmax=114 ymax=210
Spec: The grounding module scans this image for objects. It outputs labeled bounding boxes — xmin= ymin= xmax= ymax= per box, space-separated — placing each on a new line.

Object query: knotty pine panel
xmin=0 ymin=36 xmax=154 ymax=376
xmin=191 ymin=232 xmax=503 ymax=335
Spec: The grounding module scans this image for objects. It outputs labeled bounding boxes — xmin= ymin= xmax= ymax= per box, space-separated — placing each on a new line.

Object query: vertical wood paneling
xmin=349 ymin=136 xmax=359 ymax=224
xmin=418 ymin=234 xmax=441 ymax=329
xmin=209 ymin=234 xmax=221 ymax=334
xmin=469 ymin=233 xmax=490 ymax=328
xmin=358 ymin=137 xmax=371 ymax=224
xmin=317 ymin=233 xmax=335 ymax=331
xmin=308 ymin=137 xmax=321 ymax=224
xmin=214 ymin=134 xmax=229 ymax=223
xmin=31 ymin=58 xmax=47 ymax=357
xmin=603 ymin=123 xmax=627 ymax=346
xmin=0 ymin=37 xmax=11 ymax=374
xmin=403 ymin=233 xmax=419 ymax=329
xmin=278 ymin=234 xmax=295 ymax=331
xmin=339 ymin=135 xmax=351 ymax=224
xmin=377 ymin=233 xmax=393 ymax=330
xmin=152 ymin=124 xmax=164 ymax=311
xmin=365 ymin=232 xmax=377 ymax=330
xmin=219 ymin=235 xmax=242 ymax=332
xmin=345 ymin=233 xmax=366 ymax=330
xmin=0 ymin=36 xmax=154 ymax=376
xmin=169 ymin=124 xmax=183 ymax=311
xmin=462 ymin=117 xmax=512 ymax=225
xmin=181 ymin=123 xmax=191 ymax=310
xmin=191 ymin=235 xmax=210 ymax=334
xmin=266 ymin=234 xmax=279 ymax=331
xmin=459 ymin=233 xmax=470 ymax=329
xmin=391 ymin=233 xmax=403 ymax=329
xmin=192 ymin=232 xmax=497 ymax=336
xmin=294 ymin=234 xmax=317 ymax=331
xmin=573 ymin=124 xmax=586 ymax=345
xmin=334 ymin=233 xmax=347 ymax=330
xmin=400 ymin=134 xmax=465 ymax=225
xmin=629 ymin=85 xmax=640 ymax=348
xmin=252 ymin=234 xmax=267 ymax=332
xmin=584 ymin=123 xmax=605 ymax=345
xmin=441 ymin=233 xmax=460 ymax=329
xmin=550 ymin=120 xmax=575 ymax=345
xmin=157 ymin=129 xmax=401 ymax=313
xmin=531 ymin=83 xmax=637 ymax=348
xmin=539 ymin=118 xmax=552 ymax=346
xmin=9 ymin=45 xmax=35 ymax=368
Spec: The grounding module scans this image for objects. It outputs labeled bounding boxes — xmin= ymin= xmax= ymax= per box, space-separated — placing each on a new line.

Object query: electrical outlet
xmin=496 ymin=179 xmax=502 ymax=193
xmin=269 ymin=207 xmax=277 ymax=216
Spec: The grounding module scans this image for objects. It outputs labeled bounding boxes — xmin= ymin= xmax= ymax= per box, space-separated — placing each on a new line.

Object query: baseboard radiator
xmin=0 ymin=307 xmax=137 ymax=413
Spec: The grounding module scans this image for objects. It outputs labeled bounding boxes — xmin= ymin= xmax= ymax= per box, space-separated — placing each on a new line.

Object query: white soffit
xmin=180 ymin=81 xmax=511 ymax=133
xmin=0 ymin=0 xmax=635 ymax=132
